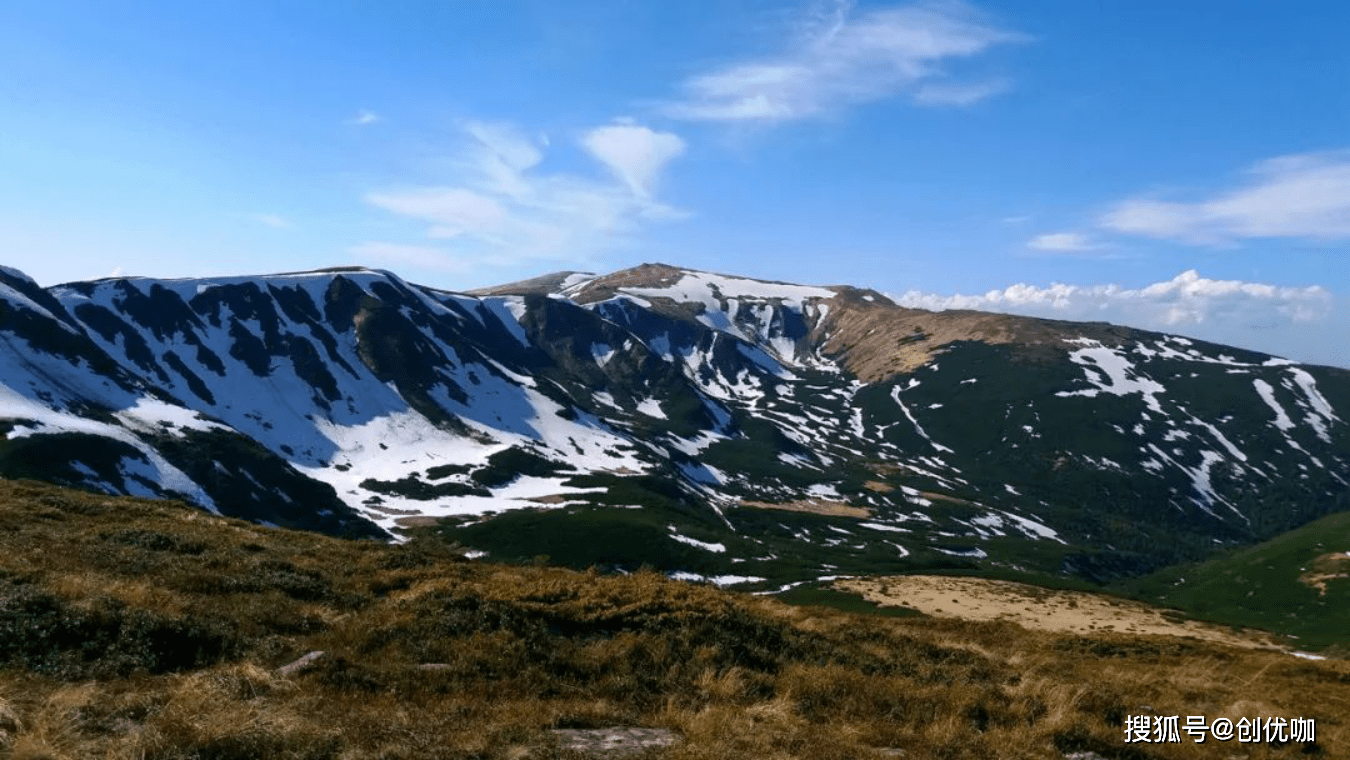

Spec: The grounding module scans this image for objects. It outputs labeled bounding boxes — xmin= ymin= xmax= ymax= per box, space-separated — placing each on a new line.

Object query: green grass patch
xmin=775 ymin=584 xmax=925 ymax=618
xmin=1113 ymin=510 xmax=1350 ymax=651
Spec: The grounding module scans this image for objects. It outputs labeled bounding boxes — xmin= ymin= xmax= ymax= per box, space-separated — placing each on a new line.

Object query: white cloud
xmin=367 ymin=188 xmax=509 ymax=242
xmin=349 ymin=110 xmax=381 ymax=126
xmin=462 ymin=120 xmax=544 ymax=199
xmin=893 ymin=270 xmax=1337 ymax=363
xmin=363 ymin=119 xmax=687 ymax=271
xmin=913 ymin=78 xmax=1010 ymax=107
xmin=581 ymin=124 xmax=686 ymax=199
xmin=665 ymin=0 xmax=1024 ymax=123
xmin=1100 ymin=149 xmax=1350 ymax=244
xmin=1026 ymin=231 xmax=1098 ymax=252
xmin=897 ymin=270 xmax=1330 ymax=324
xmin=248 ymin=213 xmax=291 ymax=229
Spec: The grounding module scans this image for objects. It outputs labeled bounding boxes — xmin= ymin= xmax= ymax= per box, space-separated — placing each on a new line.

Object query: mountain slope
xmin=1 ymin=262 xmax=1347 ymax=586
xmin=1114 ymin=510 xmax=1350 ymax=650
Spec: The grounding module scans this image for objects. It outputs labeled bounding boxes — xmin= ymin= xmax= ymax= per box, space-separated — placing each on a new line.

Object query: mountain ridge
xmin=2 ymin=261 xmax=1347 ymax=587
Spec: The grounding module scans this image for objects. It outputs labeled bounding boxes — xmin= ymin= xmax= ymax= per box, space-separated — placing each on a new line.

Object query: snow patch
xmin=668 ymin=529 xmax=727 ymax=553
xmin=668 ymin=571 xmax=765 ymax=587
xmin=1288 ymin=368 xmax=1340 ymax=443
xmin=480 ymin=297 xmax=531 ymax=346
xmin=1253 ymin=378 xmax=1295 ymax=432
xmin=1056 ymin=339 xmax=1165 ymax=413
xmin=636 ymin=398 xmax=667 ymax=419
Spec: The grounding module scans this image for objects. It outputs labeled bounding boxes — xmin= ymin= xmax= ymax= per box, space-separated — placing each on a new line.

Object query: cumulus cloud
xmin=896 ymin=270 xmax=1330 ymax=324
xmin=1026 ymin=231 xmax=1098 ymax=252
xmin=893 ymin=270 xmax=1337 ymax=362
xmin=664 ymin=0 xmax=1024 ymax=123
xmin=1100 ymin=149 xmax=1350 ymax=244
xmin=363 ymin=119 xmax=687 ymax=271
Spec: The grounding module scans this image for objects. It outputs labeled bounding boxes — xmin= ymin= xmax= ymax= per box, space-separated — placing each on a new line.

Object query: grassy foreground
xmin=0 ymin=480 xmax=1345 ymax=759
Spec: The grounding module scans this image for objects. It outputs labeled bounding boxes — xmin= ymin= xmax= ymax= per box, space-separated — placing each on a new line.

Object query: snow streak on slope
xmin=616 ymin=269 xmax=833 ymax=366
xmin=0 ymin=382 xmax=218 ymax=511
xmin=1289 ymin=368 xmax=1341 ymax=443
xmin=891 ymin=381 xmax=952 ymax=454
xmin=622 ymin=269 xmax=833 ymax=304
xmin=1056 ymin=339 xmax=1166 ymax=412
xmin=1254 ymin=379 xmax=1296 ymax=432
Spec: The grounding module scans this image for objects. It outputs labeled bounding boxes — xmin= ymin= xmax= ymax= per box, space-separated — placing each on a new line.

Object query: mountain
xmin=1 ymin=262 xmax=1347 ymax=586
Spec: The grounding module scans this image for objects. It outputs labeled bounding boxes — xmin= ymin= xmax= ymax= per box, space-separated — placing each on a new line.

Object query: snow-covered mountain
xmin=2 ymin=262 xmax=1347 ymax=585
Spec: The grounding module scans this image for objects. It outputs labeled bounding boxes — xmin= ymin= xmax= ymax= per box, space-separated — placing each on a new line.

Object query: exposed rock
xmin=548 ymin=727 xmax=680 ymax=758
xmin=275 ymin=650 xmax=326 ymax=677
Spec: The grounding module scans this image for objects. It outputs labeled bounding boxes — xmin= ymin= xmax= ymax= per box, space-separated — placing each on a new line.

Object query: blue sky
xmin=2 ymin=1 xmax=1347 ymax=366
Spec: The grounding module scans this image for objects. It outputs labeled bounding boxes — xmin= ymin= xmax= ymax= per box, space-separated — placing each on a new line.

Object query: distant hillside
xmin=1 ymin=261 xmax=1348 ymax=588
xmin=1114 ymin=511 xmax=1350 ymax=651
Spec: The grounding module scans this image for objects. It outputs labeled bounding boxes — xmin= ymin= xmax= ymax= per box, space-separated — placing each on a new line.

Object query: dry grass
xmin=0 ymin=479 xmax=1345 ymax=759
xmin=837 ymin=575 xmax=1284 ymax=650
xmin=738 ymin=499 xmax=872 ymax=519
xmin=815 ymin=291 xmax=1142 ymax=382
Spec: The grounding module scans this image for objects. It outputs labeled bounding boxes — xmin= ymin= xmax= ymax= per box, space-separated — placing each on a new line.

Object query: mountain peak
xmin=465 ymin=270 xmax=597 ymax=297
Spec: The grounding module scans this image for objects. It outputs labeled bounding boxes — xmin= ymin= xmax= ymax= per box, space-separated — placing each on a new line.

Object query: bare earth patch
xmin=835 ymin=575 xmax=1283 ymax=651
xmin=738 ymin=499 xmax=871 ymax=519
xmin=918 ymin=491 xmax=976 ymax=506
xmin=1299 ymin=552 xmax=1350 ymax=596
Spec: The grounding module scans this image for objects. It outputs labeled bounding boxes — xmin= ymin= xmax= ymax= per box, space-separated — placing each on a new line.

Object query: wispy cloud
xmin=363 ymin=119 xmax=687 ymax=271
xmin=893 ymin=270 xmax=1335 ymax=361
xmin=348 ymin=110 xmax=381 ymax=126
xmin=663 ymin=0 xmax=1025 ymax=123
xmin=581 ymin=122 xmax=686 ymax=199
xmin=348 ymin=242 xmax=473 ymax=273
xmin=1026 ymin=231 xmax=1099 ymax=252
xmin=913 ymin=78 xmax=1010 ymax=107
xmin=248 ymin=213 xmax=291 ymax=229
xmin=1100 ymin=149 xmax=1350 ymax=244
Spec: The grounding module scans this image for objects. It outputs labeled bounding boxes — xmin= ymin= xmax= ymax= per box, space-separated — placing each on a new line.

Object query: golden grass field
xmin=835 ymin=575 xmax=1286 ymax=651
xmin=0 ymin=479 xmax=1345 ymax=759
